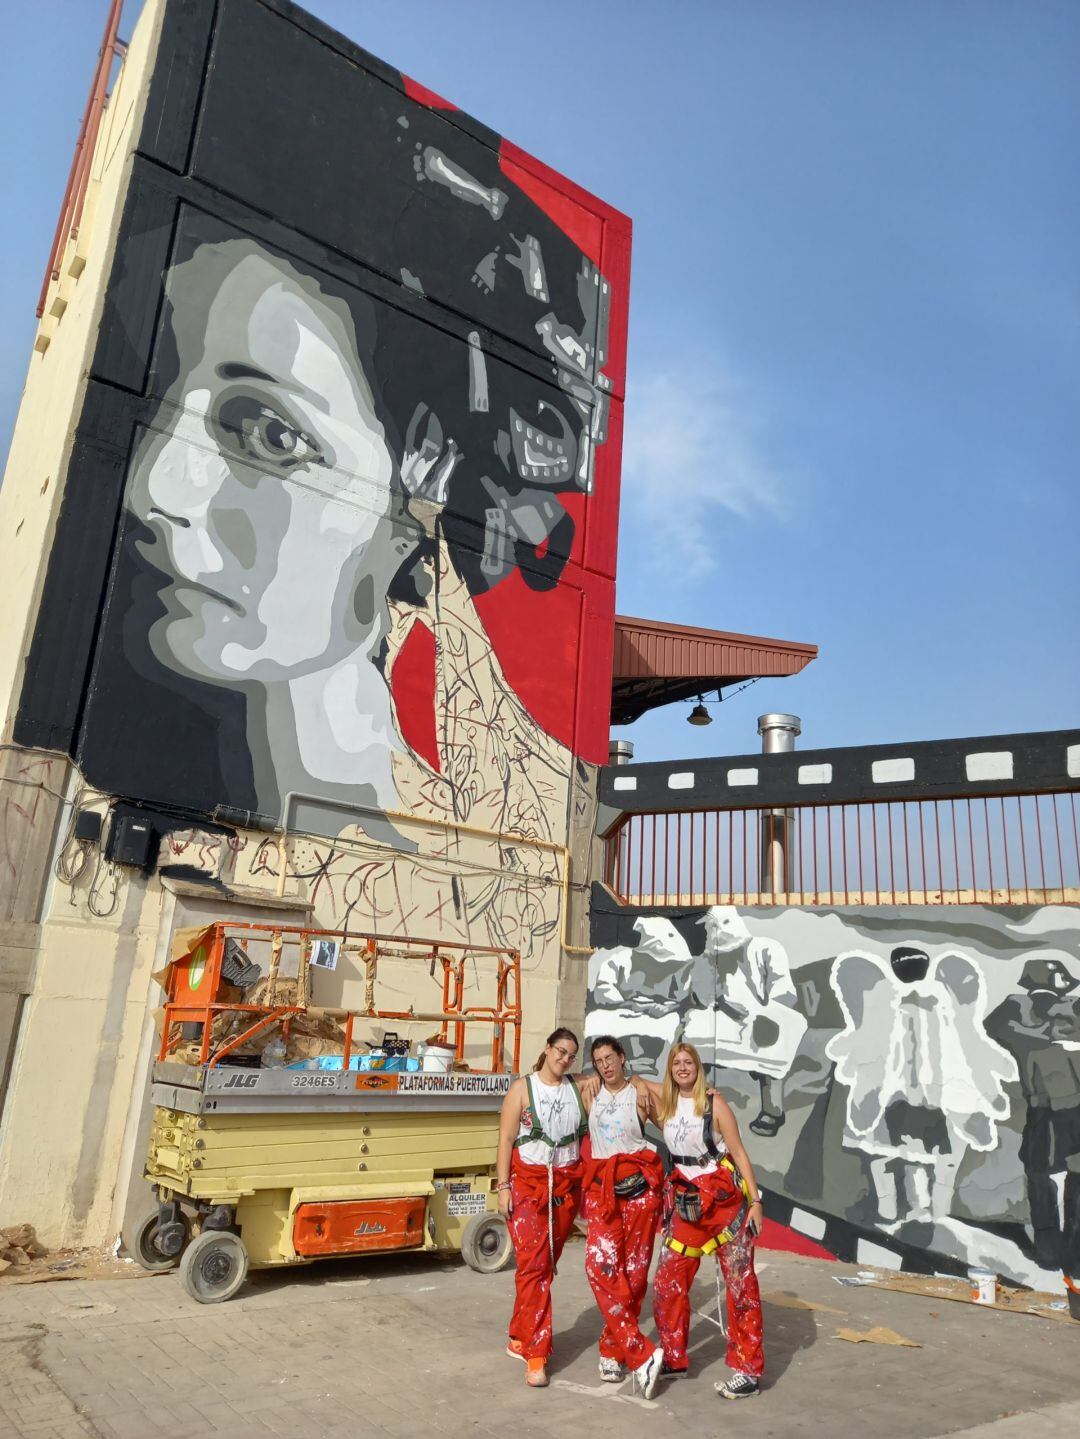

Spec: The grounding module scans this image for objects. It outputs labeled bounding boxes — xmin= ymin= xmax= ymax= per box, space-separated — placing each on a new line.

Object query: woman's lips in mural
xmin=167 ymin=578 xmax=245 ymax=615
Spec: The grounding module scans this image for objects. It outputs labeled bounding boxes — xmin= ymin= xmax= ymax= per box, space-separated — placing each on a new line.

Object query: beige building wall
xmin=0 ymin=0 xmax=168 ymax=1247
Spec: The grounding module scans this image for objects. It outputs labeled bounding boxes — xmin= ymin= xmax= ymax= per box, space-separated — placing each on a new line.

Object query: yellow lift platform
xmin=124 ymin=922 xmax=521 ymax=1303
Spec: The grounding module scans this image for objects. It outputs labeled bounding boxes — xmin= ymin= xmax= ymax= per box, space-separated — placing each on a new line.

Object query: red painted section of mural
xmin=391 ymin=620 xmax=441 ymax=773
xmin=755 ymin=1216 xmax=837 ymax=1261
xmin=401 ymin=75 xmax=459 ymax=111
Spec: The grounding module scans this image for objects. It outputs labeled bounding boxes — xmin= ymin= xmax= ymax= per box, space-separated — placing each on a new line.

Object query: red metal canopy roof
xmin=612 ymin=614 xmax=818 ymax=725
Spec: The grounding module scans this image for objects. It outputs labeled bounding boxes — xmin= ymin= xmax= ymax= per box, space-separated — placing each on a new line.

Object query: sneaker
xmin=661 ymin=1362 xmax=689 ymax=1378
xmin=633 ymin=1346 xmax=664 ymax=1400
xmin=506 ymin=1339 xmax=526 ymax=1363
xmin=525 ymin=1357 xmax=549 ymax=1388
xmin=598 ymin=1356 xmax=624 ymax=1383
xmin=715 ymin=1373 xmax=760 ymax=1400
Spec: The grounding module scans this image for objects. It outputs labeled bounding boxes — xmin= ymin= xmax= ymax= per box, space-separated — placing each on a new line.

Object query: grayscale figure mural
xmin=587 ymin=893 xmax=1080 ymax=1286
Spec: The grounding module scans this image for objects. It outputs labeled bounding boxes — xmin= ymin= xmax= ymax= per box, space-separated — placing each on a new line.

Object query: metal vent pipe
xmin=609 ymin=739 xmax=635 ymax=766
xmin=757 ymin=713 xmax=801 ymax=754
xmin=757 ymin=714 xmax=801 ymax=896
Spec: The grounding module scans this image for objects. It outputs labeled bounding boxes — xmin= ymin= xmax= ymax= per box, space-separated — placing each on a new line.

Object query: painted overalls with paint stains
xmin=581 ymin=1082 xmax=664 ymax=1371
xmin=652 ymin=1096 xmax=764 ymax=1378
xmin=507 ymin=1075 xmax=585 ymax=1360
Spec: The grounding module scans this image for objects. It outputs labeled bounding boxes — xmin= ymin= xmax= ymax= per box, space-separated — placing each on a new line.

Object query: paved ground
xmin=1 ymin=1238 xmax=1078 ymax=1439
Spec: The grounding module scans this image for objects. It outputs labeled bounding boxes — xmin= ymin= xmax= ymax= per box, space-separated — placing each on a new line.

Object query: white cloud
xmin=620 ymin=362 xmax=786 ymax=576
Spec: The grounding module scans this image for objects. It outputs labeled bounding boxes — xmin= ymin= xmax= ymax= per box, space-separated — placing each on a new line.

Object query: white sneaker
xmin=633 ymin=1347 xmax=664 ymax=1400
xmin=598 ymin=1356 xmax=624 ymax=1383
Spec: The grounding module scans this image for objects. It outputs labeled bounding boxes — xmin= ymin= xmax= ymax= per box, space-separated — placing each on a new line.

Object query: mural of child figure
xmin=688 ymin=907 xmax=807 ymax=1138
xmin=828 ymin=946 xmax=1017 ymax=1231
xmin=585 ymin=917 xmax=712 ymax=1077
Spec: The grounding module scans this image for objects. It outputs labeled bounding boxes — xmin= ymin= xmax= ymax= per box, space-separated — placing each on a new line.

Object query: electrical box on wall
xmin=105 ymin=811 xmax=159 ymax=870
xmin=73 ymin=809 xmax=103 ymax=843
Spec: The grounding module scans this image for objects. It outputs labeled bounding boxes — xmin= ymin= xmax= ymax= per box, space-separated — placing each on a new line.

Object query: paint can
xmin=420 ymin=1042 xmax=455 ymax=1074
xmin=968 ymin=1267 xmax=997 ymax=1305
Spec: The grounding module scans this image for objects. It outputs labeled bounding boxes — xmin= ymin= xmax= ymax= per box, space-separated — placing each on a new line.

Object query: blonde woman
xmin=641 ymin=1043 xmax=765 ymax=1399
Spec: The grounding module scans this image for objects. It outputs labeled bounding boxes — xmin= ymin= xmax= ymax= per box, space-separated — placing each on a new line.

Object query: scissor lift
xmin=124 ymin=922 xmax=521 ymax=1303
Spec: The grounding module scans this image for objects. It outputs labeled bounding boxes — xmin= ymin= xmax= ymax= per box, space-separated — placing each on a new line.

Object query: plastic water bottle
xmin=261 ymin=1034 xmax=287 ymax=1069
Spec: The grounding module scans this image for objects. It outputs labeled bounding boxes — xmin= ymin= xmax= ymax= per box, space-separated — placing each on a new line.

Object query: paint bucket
xmin=420 ymin=1042 xmax=455 ymax=1074
xmin=968 ymin=1267 xmax=997 ymax=1305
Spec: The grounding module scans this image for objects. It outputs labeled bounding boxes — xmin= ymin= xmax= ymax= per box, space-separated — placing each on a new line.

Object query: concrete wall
xmin=0 ymin=0 xmax=628 ymax=1246
xmin=586 ymin=888 xmax=1080 ymax=1287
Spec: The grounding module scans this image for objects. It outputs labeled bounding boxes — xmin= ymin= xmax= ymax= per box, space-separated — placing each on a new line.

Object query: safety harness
xmin=663 ymin=1108 xmax=752 ymax=1258
xmin=514 ymin=1073 xmax=588 ymax=1153
xmin=664 ymin=1158 xmax=751 ymax=1256
xmin=513 ymin=1074 xmax=587 ymax=1273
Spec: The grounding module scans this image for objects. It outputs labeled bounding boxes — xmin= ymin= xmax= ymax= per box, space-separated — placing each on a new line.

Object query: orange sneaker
xmin=506 ymin=1339 xmax=526 ymax=1362
xmin=525 ymin=1357 xmax=549 ymax=1388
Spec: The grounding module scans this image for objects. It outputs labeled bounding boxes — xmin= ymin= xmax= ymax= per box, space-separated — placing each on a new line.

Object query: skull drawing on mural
xmin=827 ymin=946 xmax=1017 ymax=1234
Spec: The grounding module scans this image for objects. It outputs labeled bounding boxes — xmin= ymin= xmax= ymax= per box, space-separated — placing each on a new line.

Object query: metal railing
xmin=605 ymin=790 xmax=1080 ymax=908
xmin=159 ymin=922 xmax=522 ymax=1072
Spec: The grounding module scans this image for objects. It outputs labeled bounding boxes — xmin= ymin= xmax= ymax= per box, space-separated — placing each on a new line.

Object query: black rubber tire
xmin=124 ymin=1208 xmax=187 ymax=1273
xmin=459 ymin=1212 xmax=513 ymax=1274
xmin=178 ymin=1230 xmax=249 ymax=1304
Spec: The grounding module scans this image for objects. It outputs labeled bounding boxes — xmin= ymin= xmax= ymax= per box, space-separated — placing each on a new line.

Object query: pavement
xmin=1 ymin=1237 xmax=1078 ymax=1439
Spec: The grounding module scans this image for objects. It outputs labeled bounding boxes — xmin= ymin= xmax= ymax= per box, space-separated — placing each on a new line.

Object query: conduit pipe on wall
xmin=274 ymin=790 xmax=592 ymax=955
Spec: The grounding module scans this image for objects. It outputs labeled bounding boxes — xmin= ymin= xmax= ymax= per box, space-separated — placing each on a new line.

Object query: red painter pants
xmin=507 ymin=1154 xmax=582 ymax=1360
xmin=582 ymin=1151 xmax=663 ymax=1371
xmin=652 ymin=1165 xmax=764 ymax=1378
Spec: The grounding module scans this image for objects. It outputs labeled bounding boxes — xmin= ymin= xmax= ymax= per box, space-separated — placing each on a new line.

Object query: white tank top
xmin=589 ymin=1083 xmax=651 ymax=1159
xmin=516 ymin=1076 xmax=581 ymax=1167
xmin=662 ymin=1095 xmax=725 ymax=1181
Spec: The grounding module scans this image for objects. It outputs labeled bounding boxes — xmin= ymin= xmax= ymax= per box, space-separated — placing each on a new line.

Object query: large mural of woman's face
xmin=132 ymin=243 xmax=400 ymax=689
xmin=15 ymin=0 xmax=628 ymax=845
xmin=126 ymin=237 xmax=409 ymax=827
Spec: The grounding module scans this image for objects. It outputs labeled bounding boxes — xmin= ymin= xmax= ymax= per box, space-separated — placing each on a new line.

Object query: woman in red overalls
xmin=646 ymin=1042 xmax=766 ymax=1399
xmin=496 ymin=1027 xmax=587 ymax=1388
xmin=580 ymin=1035 xmax=665 ymax=1397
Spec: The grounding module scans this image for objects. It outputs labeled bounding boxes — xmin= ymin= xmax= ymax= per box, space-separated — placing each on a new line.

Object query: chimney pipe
xmin=757 ymin=713 xmax=801 ymax=754
xmin=757 ymin=714 xmax=800 ymax=897
xmin=609 ymin=739 xmax=635 ymax=766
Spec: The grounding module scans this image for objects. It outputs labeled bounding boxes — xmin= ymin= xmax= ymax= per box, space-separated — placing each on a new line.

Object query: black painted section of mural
xmin=588 ymin=884 xmax=1080 ymax=1285
xmin=16 ymin=0 xmax=619 ymax=833
xmin=599 ymin=728 xmax=1080 ymax=813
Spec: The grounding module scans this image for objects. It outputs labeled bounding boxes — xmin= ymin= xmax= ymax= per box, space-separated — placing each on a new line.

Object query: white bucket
xmin=420 ymin=1042 xmax=455 ymax=1074
xmin=969 ymin=1267 xmax=997 ymax=1305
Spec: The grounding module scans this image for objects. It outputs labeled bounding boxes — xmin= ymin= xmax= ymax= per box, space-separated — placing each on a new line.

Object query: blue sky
xmin=3 ymin=1 xmax=1077 ymax=766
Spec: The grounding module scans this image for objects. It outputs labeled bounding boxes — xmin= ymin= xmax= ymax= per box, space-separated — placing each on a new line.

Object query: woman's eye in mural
xmin=213 ymin=393 xmax=324 ymax=473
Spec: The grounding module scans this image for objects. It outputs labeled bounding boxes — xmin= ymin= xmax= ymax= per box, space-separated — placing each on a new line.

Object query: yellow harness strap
xmin=664 ymin=1157 xmax=752 ymax=1256
xmin=665 ymin=1235 xmax=719 ymax=1259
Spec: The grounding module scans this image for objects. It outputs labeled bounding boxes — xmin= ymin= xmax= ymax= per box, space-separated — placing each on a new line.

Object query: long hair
xmin=533 ymin=1026 xmax=579 ymax=1073
xmin=656 ymin=1042 xmax=707 ymax=1124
